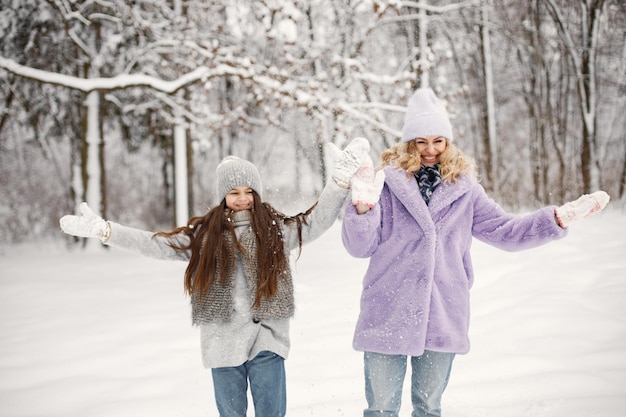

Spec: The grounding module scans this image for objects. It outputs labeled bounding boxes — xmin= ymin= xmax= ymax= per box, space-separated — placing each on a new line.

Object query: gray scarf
xmin=191 ymin=210 xmax=294 ymax=325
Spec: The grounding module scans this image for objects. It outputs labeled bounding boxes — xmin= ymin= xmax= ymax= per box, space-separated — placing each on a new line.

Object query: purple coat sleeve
xmin=470 ymin=187 xmax=568 ymax=251
xmin=341 ymin=202 xmax=382 ymax=258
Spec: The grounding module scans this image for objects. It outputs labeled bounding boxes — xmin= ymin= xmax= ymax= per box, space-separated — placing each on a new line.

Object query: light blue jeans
xmin=364 ymin=350 xmax=455 ymax=417
xmin=211 ymin=351 xmax=286 ymax=417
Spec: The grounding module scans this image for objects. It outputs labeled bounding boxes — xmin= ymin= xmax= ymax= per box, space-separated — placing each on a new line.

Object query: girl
xmin=59 ymin=138 xmax=369 ymax=417
xmin=342 ymin=88 xmax=609 ymax=417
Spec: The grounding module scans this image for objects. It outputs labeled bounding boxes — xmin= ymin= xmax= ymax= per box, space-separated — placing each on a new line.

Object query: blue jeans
xmin=211 ymin=351 xmax=286 ymax=417
xmin=364 ymin=350 xmax=455 ymax=417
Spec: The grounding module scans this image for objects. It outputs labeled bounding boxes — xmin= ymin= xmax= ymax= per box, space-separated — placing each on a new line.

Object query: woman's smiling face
xmin=415 ymin=136 xmax=447 ymax=166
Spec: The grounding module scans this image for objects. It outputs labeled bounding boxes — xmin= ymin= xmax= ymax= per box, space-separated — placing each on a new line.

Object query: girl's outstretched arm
xmin=60 ymin=202 xmax=190 ymax=261
xmin=283 ymin=137 xmax=371 ymax=248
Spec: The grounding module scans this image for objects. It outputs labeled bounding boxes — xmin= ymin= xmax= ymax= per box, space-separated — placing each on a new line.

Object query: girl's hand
xmin=60 ymin=202 xmax=110 ymax=242
xmin=327 ymin=137 xmax=371 ymax=189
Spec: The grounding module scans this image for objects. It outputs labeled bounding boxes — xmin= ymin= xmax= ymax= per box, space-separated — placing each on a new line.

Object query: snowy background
xmin=1 ymin=209 xmax=625 ymax=417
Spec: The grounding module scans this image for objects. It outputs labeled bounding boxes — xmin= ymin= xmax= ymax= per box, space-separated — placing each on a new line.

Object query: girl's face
xmin=415 ymin=136 xmax=447 ymax=166
xmin=225 ymin=186 xmax=254 ymax=211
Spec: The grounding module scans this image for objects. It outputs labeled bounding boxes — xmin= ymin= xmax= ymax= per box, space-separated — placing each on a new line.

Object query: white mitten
xmin=351 ymin=155 xmax=385 ymax=210
xmin=327 ymin=137 xmax=371 ymax=188
xmin=555 ymin=191 xmax=610 ymax=228
xmin=60 ymin=202 xmax=110 ymax=241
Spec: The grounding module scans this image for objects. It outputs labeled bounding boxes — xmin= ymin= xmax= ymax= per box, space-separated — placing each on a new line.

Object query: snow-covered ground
xmin=1 ymin=210 xmax=625 ymax=417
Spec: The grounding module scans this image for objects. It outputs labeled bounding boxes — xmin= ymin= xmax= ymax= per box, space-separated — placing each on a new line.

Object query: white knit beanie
xmin=401 ymin=88 xmax=453 ymax=142
xmin=215 ymin=156 xmax=262 ymax=202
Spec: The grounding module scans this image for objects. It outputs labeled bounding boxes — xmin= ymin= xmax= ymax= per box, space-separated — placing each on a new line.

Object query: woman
xmin=342 ymin=88 xmax=609 ymax=417
xmin=59 ymin=138 xmax=370 ymax=417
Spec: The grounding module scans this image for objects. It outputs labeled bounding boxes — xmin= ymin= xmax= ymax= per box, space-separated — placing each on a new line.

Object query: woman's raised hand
xmin=350 ymin=154 xmax=385 ymax=214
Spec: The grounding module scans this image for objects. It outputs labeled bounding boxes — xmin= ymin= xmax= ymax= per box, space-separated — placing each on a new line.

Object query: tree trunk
xmin=542 ymin=0 xmax=605 ymax=193
xmin=174 ymin=122 xmax=189 ymax=226
xmin=417 ymin=0 xmax=430 ymax=88
xmin=481 ymin=0 xmax=497 ymax=194
xmin=81 ymin=90 xmax=104 ymax=249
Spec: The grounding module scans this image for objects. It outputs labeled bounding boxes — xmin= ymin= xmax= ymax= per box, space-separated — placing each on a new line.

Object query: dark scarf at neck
xmin=191 ymin=210 xmax=294 ymax=325
xmin=414 ymin=164 xmax=442 ymax=205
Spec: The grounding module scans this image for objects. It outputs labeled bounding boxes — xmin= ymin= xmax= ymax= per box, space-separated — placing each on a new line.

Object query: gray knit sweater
xmin=193 ymin=209 xmax=298 ymax=324
xmin=105 ymin=180 xmax=348 ymax=368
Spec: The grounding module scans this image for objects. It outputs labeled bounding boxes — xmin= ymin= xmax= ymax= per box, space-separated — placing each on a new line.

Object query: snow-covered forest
xmin=1 ymin=0 xmax=625 ymax=243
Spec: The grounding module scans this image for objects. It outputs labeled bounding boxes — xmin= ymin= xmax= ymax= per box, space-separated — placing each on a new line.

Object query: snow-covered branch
xmin=0 ymin=56 xmax=211 ymax=93
xmin=368 ymin=0 xmax=481 ymax=35
xmin=338 ymin=101 xmax=402 ymax=139
xmin=0 ymin=55 xmax=400 ymax=138
xmin=400 ymin=0 xmax=482 ymax=13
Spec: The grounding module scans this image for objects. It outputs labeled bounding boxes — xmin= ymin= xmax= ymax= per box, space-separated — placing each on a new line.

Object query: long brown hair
xmin=380 ymin=138 xmax=475 ymax=182
xmin=155 ymin=192 xmax=315 ymax=307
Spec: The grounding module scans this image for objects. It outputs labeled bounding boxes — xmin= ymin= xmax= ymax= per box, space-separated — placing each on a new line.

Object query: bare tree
xmin=1 ymin=0 xmax=624 ymax=244
xmin=542 ymin=0 xmax=607 ymax=193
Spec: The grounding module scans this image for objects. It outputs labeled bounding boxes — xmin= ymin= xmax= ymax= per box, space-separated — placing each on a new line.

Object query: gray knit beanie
xmin=215 ymin=156 xmax=263 ymax=202
xmin=401 ymin=88 xmax=453 ymax=142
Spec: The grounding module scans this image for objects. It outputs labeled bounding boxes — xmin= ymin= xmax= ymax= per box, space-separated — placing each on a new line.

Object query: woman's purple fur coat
xmin=341 ymin=166 xmax=568 ymax=357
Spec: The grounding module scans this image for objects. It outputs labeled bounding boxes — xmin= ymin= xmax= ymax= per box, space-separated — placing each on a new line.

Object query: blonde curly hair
xmin=380 ymin=138 xmax=475 ymax=183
